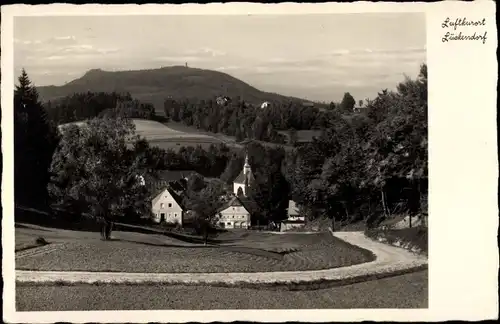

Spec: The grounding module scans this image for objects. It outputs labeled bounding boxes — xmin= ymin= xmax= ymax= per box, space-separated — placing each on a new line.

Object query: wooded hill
xmin=36 ymin=66 xmax=319 ymax=110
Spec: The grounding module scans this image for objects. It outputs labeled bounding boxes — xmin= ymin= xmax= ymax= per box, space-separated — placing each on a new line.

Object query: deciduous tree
xmin=49 ymin=117 xmax=154 ymax=239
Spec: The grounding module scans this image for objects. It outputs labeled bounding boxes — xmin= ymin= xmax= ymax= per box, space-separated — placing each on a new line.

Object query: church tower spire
xmin=243 ymin=153 xmax=251 ymax=175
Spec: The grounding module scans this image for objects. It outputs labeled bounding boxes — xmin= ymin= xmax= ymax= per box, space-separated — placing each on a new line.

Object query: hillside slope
xmin=36 ymin=66 xmax=311 ymax=109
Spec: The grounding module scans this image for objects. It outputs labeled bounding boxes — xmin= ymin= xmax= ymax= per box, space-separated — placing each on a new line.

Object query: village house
xmin=146 ymin=170 xmax=200 ymax=224
xmin=280 ymin=200 xmax=306 ymax=232
xmin=232 ymin=153 xmax=255 ymax=197
xmin=215 ymin=196 xmax=251 ymax=229
xmin=151 ymin=186 xmax=185 ymax=225
xmin=352 ymin=105 xmax=368 ymax=113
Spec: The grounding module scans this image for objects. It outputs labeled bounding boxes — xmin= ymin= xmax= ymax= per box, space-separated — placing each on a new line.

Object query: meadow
xmin=58 ymin=119 xmax=239 ymax=151
xmin=15 ymin=223 xmax=375 ymax=273
xmin=132 ymin=119 xmax=234 ymax=151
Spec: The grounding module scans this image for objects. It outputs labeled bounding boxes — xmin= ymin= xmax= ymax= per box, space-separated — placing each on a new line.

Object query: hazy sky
xmin=14 ymin=13 xmax=426 ymax=102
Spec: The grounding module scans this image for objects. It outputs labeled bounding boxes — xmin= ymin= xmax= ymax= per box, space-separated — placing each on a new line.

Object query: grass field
xmin=15 ymin=224 xmax=375 ymax=273
xmin=16 ymin=270 xmax=428 ymax=310
xmin=163 ymin=121 xmax=296 ymax=151
xmin=132 ymin=119 xmax=235 ymax=151
xmin=58 ymin=119 xmax=236 ymax=151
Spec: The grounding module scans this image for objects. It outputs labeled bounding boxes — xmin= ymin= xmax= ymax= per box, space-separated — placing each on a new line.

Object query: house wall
xmin=280 ymin=222 xmax=305 ymax=232
xmin=152 ymin=189 xmax=183 ymax=225
xmin=287 ymin=215 xmax=305 ymax=222
xmin=233 ymin=182 xmax=246 ymax=196
xmin=217 ymin=205 xmax=250 ymax=229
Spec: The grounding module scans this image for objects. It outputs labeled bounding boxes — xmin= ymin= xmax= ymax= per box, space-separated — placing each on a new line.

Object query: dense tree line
xmin=283 ymin=64 xmax=428 ymax=227
xmin=133 ymin=140 xmax=236 ymax=179
xmin=163 ymin=97 xmax=345 ymax=144
xmin=44 ymin=91 xmax=156 ymax=125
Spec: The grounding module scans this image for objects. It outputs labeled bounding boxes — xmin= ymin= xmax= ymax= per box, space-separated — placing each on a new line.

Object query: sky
xmin=14 ymin=13 xmax=426 ymax=102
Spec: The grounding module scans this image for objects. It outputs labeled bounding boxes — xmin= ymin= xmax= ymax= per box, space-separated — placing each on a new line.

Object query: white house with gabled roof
xmin=151 ymin=186 xmax=185 ymax=225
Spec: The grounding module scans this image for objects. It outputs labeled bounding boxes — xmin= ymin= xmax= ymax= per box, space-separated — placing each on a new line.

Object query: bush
xmin=35 ymin=237 xmax=49 ymax=245
xmin=365 ymin=226 xmax=428 ymax=255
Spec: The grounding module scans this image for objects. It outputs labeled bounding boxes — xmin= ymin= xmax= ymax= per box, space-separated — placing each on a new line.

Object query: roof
xmin=216 ymin=196 xmax=247 ymax=214
xmin=233 ymin=169 xmax=255 ymax=184
xmin=238 ymin=197 xmax=260 ymax=216
xmin=168 ymin=180 xmax=187 ymax=193
xmin=233 ymin=170 xmax=246 ymax=183
xmin=152 ymin=186 xmax=186 ymax=210
xmin=287 ymin=200 xmax=300 ymax=216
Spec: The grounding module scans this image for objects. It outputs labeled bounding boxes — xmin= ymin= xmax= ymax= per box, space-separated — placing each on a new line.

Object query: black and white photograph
xmin=1 ymin=2 xmax=497 ymax=322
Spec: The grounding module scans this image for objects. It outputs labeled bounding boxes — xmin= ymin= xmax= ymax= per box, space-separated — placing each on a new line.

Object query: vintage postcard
xmin=1 ymin=2 xmax=498 ymax=323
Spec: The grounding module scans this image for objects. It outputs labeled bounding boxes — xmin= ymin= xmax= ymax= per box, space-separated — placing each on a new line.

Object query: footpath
xmin=16 ymin=231 xmax=428 ymax=286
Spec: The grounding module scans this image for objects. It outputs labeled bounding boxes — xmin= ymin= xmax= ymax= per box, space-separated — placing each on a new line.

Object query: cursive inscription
xmin=441 ymin=17 xmax=487 ymax=44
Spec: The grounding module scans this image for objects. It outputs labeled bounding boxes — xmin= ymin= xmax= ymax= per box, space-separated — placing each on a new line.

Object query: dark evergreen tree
xmin=14 ymin=69 xmax=59 ymax=209
xmin=339 ymin=92 xmax=356 ymax=113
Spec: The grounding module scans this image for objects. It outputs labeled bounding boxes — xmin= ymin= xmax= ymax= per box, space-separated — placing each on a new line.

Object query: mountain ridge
xmin=36 ymin=66 xmax=319 ymax=109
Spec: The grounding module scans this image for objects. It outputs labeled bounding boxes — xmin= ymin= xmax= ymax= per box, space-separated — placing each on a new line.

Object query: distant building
xmin=232 ymin=153 xmax=255 ymax=197
xmin=216 ymin=96 xmax=231 ymax=106
xmin=353 ymin=106 xmax=367 ymax=113
xmin=260 ymin=101 xmax=270 ymax=109
xmin=280 ymin=200 xmax=306 ymax=232
xmin=302 ymin=102 xmax=315 ymax=108
xmin=215 ymin=196 xmax=251 ymax=229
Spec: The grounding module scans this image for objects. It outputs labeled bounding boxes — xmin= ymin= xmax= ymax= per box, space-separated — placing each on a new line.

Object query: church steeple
xmin=243 ymin=153 xmax=251 ymax=175
xmin=233 ymin=152 xmax=254 ymax=197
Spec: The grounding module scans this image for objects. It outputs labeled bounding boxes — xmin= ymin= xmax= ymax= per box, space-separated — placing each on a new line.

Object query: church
xmin=233 ymin=153 xmax=255 ymax=197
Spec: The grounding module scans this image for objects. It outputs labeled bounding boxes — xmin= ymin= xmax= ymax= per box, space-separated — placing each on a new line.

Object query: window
xmin=160 ymin=203 xmax=164 ymax=209
xmin=227 ymin=222 xmax=231 ymax=225
xmin=174 ymin=213 xmax=177 ymax=217
xmin=168 ymin=203 xmax=172 ymax=208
